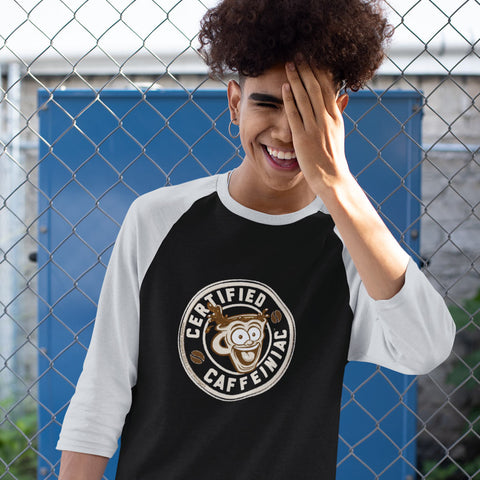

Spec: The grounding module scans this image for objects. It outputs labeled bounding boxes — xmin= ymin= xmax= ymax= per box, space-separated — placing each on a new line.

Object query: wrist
xmin=311 ymin=168 xmax=358 ymax=204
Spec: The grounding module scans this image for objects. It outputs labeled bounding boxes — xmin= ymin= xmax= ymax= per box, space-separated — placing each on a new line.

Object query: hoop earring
xmin=228 ymin=119 xmax=240 ymax=139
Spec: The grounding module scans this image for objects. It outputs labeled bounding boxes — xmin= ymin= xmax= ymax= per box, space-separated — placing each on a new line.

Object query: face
xmin=228 ymin=64 xmax=299 ymax=193
xmin=227 ymin=63 xmax=347 ymax=195
xmin=211 ymin=317 xmax=267 ymax=373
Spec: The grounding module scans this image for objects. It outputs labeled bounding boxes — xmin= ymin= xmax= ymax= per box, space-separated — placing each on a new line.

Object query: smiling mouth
xmin=233 ymin=344 xmax=260 ymax=368
xmin=262 ymin=145 xmax=299 ymax=170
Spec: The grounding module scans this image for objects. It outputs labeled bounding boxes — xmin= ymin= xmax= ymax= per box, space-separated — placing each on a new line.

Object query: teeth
xmin=267 ymin=146 xmax=296 ymax=160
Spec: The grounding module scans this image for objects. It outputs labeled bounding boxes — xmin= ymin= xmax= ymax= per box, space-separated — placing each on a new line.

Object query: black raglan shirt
xmin=57 ymin=172 xmax=455 ymax=479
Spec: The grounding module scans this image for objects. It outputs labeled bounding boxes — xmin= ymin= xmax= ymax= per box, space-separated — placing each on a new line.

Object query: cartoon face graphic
xmin=208 ymin=303 xmax=268 ymax=373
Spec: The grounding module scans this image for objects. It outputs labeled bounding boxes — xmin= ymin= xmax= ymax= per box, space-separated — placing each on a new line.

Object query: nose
xmin=271 ymin=110 xmax=292 ymax=144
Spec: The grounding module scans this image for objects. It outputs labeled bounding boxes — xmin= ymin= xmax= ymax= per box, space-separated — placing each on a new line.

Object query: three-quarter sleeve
xmin=345 ymin=250 xmax=456 ymax=375
xmin=56 ymin=201 xmax=141 ymax=457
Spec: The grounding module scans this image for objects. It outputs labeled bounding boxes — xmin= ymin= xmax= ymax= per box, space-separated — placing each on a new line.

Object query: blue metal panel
xmin=340 ymin=91 xmax=422 ymax=480
xmin=38 ymin=89 xmax=422 ymax=480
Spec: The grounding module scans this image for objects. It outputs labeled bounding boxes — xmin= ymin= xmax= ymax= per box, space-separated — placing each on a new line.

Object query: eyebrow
xmin=248 ymin=93 xmax=283 ymax=105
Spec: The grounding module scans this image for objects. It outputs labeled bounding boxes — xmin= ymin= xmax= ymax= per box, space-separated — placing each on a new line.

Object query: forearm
xmin=59 ymin=451 xmax=109 ymax=480
xmin=317 ymin=173 xmax=410 ymax=300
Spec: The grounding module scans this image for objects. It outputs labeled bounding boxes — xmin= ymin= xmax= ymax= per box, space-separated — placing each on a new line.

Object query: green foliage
xmin=422 ymin=457 xmax=480 ymax=480
xmin=447 ymin=289 xmax=480 ymax=330
xmin=0 ymin=400 xmax=37 ymax=480
xmin=422 ymin=460 xmax=458 ymax=480
xmin=447 ymin=348 xmax=480 ymax=392
xmin=422 ymin=288 xmax=480 ymax=480
xmin=446 ymin=289 xmax=480 ymax=392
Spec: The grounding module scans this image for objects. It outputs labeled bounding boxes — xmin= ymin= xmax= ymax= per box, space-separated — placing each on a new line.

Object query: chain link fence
xmin=0 ymin=0 xmax=479 ymax=478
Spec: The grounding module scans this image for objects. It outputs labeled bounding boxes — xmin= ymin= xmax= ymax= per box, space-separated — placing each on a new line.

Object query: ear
xmin=227 ymin=79 xmax=242 ymax=124
xmin=336 ymin=93 xmax=349 ymax=113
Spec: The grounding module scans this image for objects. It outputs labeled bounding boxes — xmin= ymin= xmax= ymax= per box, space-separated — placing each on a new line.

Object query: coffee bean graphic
xmin=190 ymin=350 xmax=205 ymax=365
xmin=271 ymin=310 xmax=282 ymax=324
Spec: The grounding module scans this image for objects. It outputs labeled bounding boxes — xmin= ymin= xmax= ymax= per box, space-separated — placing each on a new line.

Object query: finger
xmin=293 ymin=58 xmax=327 ymax=120
xmin=313 ymin=69 xmax=340 ymax=118
xmin=282 ymin=83 xmax=304 ymax=134
xmin=284 ymin=62 xmax=315 ymax=125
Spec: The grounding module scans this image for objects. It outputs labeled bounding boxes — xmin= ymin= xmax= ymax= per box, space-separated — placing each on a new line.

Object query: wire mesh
xmin=0 ymin=0 xmax=479 ymax=479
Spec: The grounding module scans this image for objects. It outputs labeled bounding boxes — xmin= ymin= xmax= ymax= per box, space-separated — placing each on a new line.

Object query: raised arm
xmin=282 ymin=57 xmax=455 ymax=373
xmin=282 ymin=57 xmax=409 ymax=300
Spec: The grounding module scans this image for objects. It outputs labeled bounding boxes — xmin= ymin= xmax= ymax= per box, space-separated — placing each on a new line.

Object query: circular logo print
xmin=178 ymin=279 xmax=296 ymax=401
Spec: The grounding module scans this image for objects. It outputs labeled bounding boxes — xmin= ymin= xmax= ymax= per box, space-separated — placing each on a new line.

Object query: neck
xmin=228 ymin=164 xmax=317 ymax=215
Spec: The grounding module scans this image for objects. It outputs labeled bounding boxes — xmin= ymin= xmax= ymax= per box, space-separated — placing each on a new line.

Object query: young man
xmin=57 ymin=0 xmax=456 ymax=478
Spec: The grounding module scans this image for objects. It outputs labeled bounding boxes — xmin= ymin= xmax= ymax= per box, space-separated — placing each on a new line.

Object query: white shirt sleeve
xmin=56 ymin=176 xmax=219 ymax=458
xmin=344 ymin=245 xmax=456 ymax=375
xmin=56 ymin=200 xmax=141 ymax=458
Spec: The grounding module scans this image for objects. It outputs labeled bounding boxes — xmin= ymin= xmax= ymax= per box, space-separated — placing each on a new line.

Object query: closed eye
xmin=256 ymin=102 xmax=278 ymax=109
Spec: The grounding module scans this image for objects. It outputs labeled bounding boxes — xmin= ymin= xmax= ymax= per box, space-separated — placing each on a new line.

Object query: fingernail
xmin=287 ymin=62 xmax=295 ymax=71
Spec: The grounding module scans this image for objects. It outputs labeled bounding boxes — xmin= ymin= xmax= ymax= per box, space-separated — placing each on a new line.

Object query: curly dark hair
xmin=198 ymin=0 xmax=393 ymax=91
